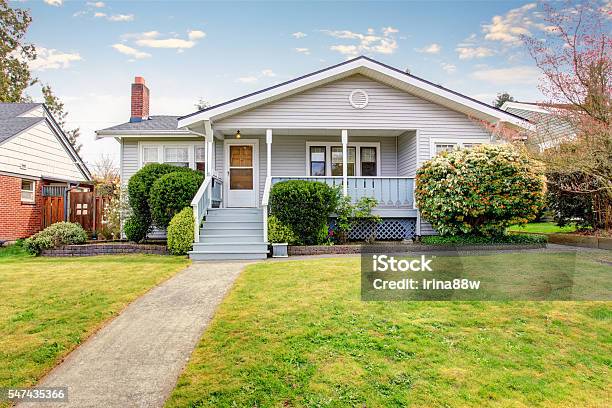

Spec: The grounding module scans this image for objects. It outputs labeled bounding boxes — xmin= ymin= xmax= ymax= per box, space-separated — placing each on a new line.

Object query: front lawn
xmin=167 ymin=255 xmax=611 ymax=407
xmin=0 ymin=245 xmax=189 ymax=393
xmin=508 ymin=221 xmax=577 ymax=234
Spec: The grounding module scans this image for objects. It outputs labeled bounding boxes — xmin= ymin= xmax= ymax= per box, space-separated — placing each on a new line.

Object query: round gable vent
xmin=349 ymin=89 xmax=369 ymax=109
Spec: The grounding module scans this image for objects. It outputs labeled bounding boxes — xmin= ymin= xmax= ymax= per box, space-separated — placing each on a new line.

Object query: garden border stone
xmin=42 ymin=243 xmax=168 ymax=257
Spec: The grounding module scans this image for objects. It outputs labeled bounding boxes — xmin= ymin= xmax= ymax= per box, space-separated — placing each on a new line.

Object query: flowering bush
xmin=415 ymin=144 xmax=546 ymax=236
xmin=24 ymin=222 xmax=88 ymax=255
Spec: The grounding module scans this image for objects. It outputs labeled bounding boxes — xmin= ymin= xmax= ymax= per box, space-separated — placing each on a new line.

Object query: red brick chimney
xmin=130 ymin=76 xmax=149 ymax=122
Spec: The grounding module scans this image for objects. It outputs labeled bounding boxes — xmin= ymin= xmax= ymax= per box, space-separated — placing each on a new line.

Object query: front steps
xmin=189 ymin=208 xmax=268 ymax=261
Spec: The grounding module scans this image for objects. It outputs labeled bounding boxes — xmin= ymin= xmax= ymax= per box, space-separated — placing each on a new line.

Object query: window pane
xmin=165 ymin=147 xmax=189 ymax=163
xmin=195 ymin=147 xmax=206 ymax=162
xmin=143 ymin=147 xmax=158 ymax=163
xmin=310 ymin=146 xmax=326 ymax=176
xmin=311 ymin=162 xmax=325 ymax=176
xmin=361 ymin=147 xmax=377 ymax=176
xmin=230 ymin=169 xmax=253 ymax=189
xmin=21 ymin=180 xmax=34 ymax=191
xmin=331 ymin=147 xmax=355 ymax=176
xmin=435 ymin=144 xmax=456 ymax=155
xmin=230 ymin=146 xmax=253 ymax=167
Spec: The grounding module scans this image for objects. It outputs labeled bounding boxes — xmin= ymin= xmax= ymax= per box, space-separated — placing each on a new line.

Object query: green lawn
xmin=0 ymin=245 xmax=189 ymax=395
xmin=508 ymin=222 xmax=577 ymax=234
xmin=167 ymin=255 xmax=611 ymax=407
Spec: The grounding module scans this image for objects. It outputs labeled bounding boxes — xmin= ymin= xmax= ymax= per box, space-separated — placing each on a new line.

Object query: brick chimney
xmin=130 ymin=76 xmax=149 ymax=122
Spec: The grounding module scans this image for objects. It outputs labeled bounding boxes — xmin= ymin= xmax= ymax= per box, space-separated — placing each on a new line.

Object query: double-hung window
xmin=195 ymin=146 xmax=206 ymax=174
xmin=164 ymin=147 xmax=189 ymax=167
xmin=142 ymin=147 xmax=159 ymax=164
xmin=308 ymin=143 xmax=378 ymax=176
xmin=310 ymin=146 xmax=326 ymax=176
xmin=21 ymin=180 xmax=35 ymax=203
xmin=435 ymin=143 xmax=457 ymax=155
xmin=331 ymin=147 xmax=356 ymax=176
xmin=360 ymin=147 xmax=377 ymax=176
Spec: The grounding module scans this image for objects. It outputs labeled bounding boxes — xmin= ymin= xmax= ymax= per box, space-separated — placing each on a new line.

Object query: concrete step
xmin=192 ymin=242 xmax=268 ymax=253
xmin=206 ymin=214 xmax=263 ymax=222
xmin=200 ymin=234 xmax=263 ymax=243
xmin=202 ymin=221 xmax=263 ymax=230
xmin=207 ymin=208 xmax=262 ymax=215
xmin=189 ymin=251 xmax=268 ymax=261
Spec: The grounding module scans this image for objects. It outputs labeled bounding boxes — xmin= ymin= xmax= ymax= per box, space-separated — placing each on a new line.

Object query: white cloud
xmin=323 ymin=26 xmax=399 ymax=57
xmin=108 ymin=14 xmax=134 ymax=22
xmin=481 ymin=3 xmax=550 ymax=45
xmin=87 ymin=1 xmax=105 ymax=7
xmin=456 ymin=46 xmax=495 ymax=59
xmin=188 ymin=30 xmax=206 ymax=40
xmin=44 ymin=0 xmax=63 ymax=6
xmin=28 ymin=47 xmax=82 ymax=71
xmin=94 ymin=12 xmax=106 ymax=18
xmin=261 ymin=69 xmax=276 ymax=77
xmin=441 ymin=63 xmax=456 ymax=74
xmin=470 ymin=66 xmax=540 ymax=84
xmin=292 ymin=32 xmax=307 ymax=39
xmin=416 ymin=43 xmax=441 ymax=54
xmin=237 ymin=76 xmax=258 ymax=83
xmin=112 ymin=43 xmax=151 ymax=59
xmin=295 ymin=47 xmax=310 ymax=55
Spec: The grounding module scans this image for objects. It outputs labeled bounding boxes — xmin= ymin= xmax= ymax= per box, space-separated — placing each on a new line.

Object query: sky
xmin=13 ymin=0 xmax=554 ymax=168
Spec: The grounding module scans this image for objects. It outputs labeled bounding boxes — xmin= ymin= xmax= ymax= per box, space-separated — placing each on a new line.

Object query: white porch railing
xmin=191 ymin=175 xmax=223 ymax=242
xmin=270 ymin=176 xmax=415 ymax=208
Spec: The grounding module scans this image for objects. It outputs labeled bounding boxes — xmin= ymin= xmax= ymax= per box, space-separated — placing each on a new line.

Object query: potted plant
xmin=268 ymin=215 xmax=297 ymax=257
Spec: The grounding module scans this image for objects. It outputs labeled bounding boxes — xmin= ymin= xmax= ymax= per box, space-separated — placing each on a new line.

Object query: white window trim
xmin=138 ymin=141 xmax=206 ymax=170
xmin=429 ymin=138 xmax=488 ymax=157
xmin=305 ymin=141 xmax=381 ymax=177
xmin=21 ymin=179 xmax=35 ymax=203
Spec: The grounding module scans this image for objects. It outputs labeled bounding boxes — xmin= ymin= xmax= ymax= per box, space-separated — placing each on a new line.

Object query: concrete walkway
xmin=19 ymin=261 xmax=251 ymax=408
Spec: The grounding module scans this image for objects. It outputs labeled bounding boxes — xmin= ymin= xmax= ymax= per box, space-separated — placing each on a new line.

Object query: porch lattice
xmin=331 ymin=218 xmax=417 ymax=241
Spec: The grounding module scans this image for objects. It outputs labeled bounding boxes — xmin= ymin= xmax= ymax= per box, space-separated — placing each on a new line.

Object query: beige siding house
xmin=97 ymin=56 xmax=529 ymax=259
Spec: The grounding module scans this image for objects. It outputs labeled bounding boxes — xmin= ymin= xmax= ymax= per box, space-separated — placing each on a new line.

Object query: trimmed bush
xmin=420 ymin=233 xmax=547 ymax=246
xmin=127 ymin=163 xmax=194 ymax=234
xmin=124 ymin=214 xmax=150 ymax=243
xmin=149 ymin=170 xmax=204 ymax=228
xmin=24 ymin=222 xmax=88 ymax=255
xmin=268 ymin=215 xmax=298 ymax=244
xmin=167 ymin=207 xmax=194 ymax=255
xmin=415 ymin=144 xmax=546 ymax=236
xmin=269 ymin=180 xmax=338 ymax=245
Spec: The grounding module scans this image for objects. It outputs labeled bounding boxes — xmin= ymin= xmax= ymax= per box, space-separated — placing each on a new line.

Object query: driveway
xmin=18 ymin=261 xmax=251 ymax=408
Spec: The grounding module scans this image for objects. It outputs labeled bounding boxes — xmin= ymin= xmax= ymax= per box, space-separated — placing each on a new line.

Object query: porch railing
xmin=191 ymin=175 xmax=223 ymax=242
xmin=270 ymin=176 xmax=415 ymax=208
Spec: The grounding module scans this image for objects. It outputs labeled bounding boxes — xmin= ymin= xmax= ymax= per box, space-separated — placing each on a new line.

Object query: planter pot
xmin=271 ymin=243 xmax=288 ymax=258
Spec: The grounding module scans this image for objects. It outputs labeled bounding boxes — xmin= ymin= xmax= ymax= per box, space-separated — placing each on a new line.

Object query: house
xmin=0 ymin=103 xmax=92 ymax=242
xmin=96 ymin=56 xmax=529 ymax=260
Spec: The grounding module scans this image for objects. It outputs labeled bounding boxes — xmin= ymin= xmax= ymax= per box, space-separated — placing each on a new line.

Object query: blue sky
xmin=16 ymin=0 xmax=550 ymax=166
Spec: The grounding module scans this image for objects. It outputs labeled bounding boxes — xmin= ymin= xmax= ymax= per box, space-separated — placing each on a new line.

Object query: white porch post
xmin=341 ymin=129 xmax=348 ymax=196
xmin=204 ymin=121 xmax=214 ymax=176
xmin=266 ymin=129 xmax=272 ymax=179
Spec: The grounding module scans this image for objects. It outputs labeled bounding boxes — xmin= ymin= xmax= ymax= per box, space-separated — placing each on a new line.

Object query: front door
xmin=225 ymin=140 xmax=258 ymax=207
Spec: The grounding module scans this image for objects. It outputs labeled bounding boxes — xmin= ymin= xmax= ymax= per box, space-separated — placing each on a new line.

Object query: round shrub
xmin=167 ymin=207 xmax=194 ymax=255
xmin=269 ymin=180 xmax=338 ymax=244
xmin=124 ymin=214 xmax=150 ymax=243
xmin=127 ymin=163 xmax=194 ymax=231
xmin=24 ymin=222 xmax=87 ymax=255
xmin=149 ymin=170 xmax=204 ymax=228
xmin=267 ymin=215 xmax=298 ymax=244
xmin=415 ymin=144 xmax=546 ymax=236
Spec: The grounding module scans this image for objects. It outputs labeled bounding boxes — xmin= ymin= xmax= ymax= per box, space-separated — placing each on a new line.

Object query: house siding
xmin=397 ymin=131 xmax=416 ymax=177
xmin=0 ymin=121 xmax=84 ymax=181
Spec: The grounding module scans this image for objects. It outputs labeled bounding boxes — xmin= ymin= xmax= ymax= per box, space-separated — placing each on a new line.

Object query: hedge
xmin=149 ymin=171 xmax=204 ymax=228
xmin=420 ymin=233 xmax=547 ymax=246
xmin=167 ymin=207 xmax=194 ymax=255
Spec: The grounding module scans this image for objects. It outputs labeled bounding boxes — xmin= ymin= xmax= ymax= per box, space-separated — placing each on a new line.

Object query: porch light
xmin=235 ymin=130 xmax=241 ymax=139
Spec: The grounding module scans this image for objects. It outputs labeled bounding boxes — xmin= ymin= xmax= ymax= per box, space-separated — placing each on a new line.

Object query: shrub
xmin=547 ymin=171 xmax=605 ymax=230
xmin=123 ymin=214 xmax=150 ymax=243
xmin=269 ymin=180 xmax=339 ymax=244
xmin=149 ymin=170 xmax=204 ymax=228
xmin=267 ymin=215 xmax=298 ymax=244
xmin=334 ymin=196 xmax=381 ymax=243
xmin=24 ymin=222 xmax=88 ymax=255
xmin=415 ymin=144 xmax=546 ymax=236
xmin=167 ymin=207 xmax=194 ymax=255
xmin=420 ymin=233 xmax=547 ymax=246
xmin=127 ymin=163 xmax=194 ymax=234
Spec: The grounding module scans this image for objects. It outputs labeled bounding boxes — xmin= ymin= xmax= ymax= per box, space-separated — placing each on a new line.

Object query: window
xmin=164 ymin=146 xmax=189 ymax=167
xmin=310 ymin=146 xmax=326 ymax=176
xmin=195 ymin=146 xmax=206 ymax=174
xmin=331 ymin=147 xmax=356 ymax=176
xmin=435 ymin=143 xmax=456 ymax=155
xmin=360 ymin=147 xmax=377 ymax=176
xmin=463 ymin=143 xmax=481 ymax=149
xmin=143 ymin=147 xmax=159 ymax=164
xmin=21 ymin=180 xmax=35 ymax=203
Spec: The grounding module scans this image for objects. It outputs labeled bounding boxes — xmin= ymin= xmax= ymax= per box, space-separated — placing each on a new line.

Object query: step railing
xmin=191 ymin=175 xmax=223 ymax=242
xmin=270 ymin=176 xmax=415 ymax=208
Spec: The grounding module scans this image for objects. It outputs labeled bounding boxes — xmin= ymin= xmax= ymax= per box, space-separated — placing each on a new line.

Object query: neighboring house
xmin=501 ymin=101 xmax=575 ymax=149
xmin=97 ymin=56 xmax=529 ymax=260
xmin=0 ymin=103 xmax=92 ymax=242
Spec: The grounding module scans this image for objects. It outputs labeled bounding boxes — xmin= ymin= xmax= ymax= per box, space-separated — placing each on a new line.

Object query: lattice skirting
xmin=330 ymin=218 xmax=417 ymax=241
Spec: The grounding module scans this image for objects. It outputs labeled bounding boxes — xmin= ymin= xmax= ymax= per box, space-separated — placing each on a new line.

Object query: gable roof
xmin=178 ymin=56 xmax=531 ymax=130
xmin=0 ymin=103 xmax=92 ymax=181
xmin=96 ymin=115 xmax=193 ymax=136
xmin=501 ymin=101 xmax=575 ymax=142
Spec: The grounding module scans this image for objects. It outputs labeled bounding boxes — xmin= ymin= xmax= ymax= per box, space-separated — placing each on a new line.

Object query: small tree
xmin=493 ymin=92 xmax=515 ymax=108
xmin=415 ymin=144 xmax=546 ymax=236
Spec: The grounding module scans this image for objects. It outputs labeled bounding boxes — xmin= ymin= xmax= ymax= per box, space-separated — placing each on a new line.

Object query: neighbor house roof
xmin=178 ymin=56 xmax=531 ymax=130
xmin=501 ymin=101 xmax=575 ymax=143
xmin=96 ymin=115 xmax=194 ymax=136
xmin=0 ymin=102 xmax=92 ymax=181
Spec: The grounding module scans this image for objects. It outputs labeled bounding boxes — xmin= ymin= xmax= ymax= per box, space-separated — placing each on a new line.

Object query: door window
xmin=229 ymin=145 xmax=253 ymax=190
